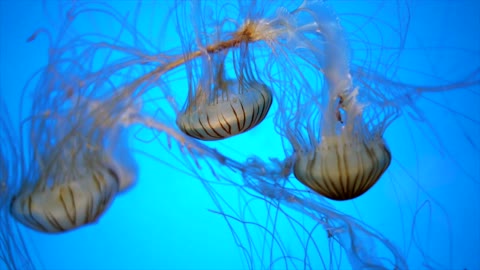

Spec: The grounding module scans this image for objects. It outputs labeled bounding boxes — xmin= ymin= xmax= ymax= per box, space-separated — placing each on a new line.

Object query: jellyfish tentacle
xmin=0 ymin=100 xmax=37 ymax=269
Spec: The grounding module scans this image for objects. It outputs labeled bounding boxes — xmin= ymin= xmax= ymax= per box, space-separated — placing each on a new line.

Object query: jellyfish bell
xmin=9 ymin=157 xmax=120 ymax=233
xmin=293 ymin=134 xmax=392 ymax=201
xmin=176 ymin=54 xmax=273 ymax=141
xmin=176 ymin=80 xmax=273 ymax=141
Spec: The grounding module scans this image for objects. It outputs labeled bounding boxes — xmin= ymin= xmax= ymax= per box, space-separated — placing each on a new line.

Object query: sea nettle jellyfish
xmin=175 ymin=9 xmax=274 ymax=140
xmin=8 ymin=30 xmax=139 ymax=233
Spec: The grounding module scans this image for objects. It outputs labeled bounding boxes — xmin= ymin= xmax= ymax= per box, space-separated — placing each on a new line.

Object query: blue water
xmin=1 ymin=1 xmax=479 ymax=270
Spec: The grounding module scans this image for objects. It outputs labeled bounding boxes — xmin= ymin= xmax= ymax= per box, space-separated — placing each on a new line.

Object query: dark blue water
xmin=1 ymin=1 xmax=479 ymax=269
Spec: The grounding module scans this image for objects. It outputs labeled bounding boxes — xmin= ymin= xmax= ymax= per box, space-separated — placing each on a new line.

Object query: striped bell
xmin=10 ymin=165 xmax=120 ymax=233
xmin=293 ymin=134 xmax=391 ymax=201
xmin=177 ymin=79 xmax=273 ymax=141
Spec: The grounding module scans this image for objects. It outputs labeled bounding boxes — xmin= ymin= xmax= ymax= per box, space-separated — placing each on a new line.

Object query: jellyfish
xmin=266 ymin=0 xmax=480 ymax=268
xmin=4 ymin=0 xmax=153 ymax=233
xmin=8 ymin=98 xmax=136 ymax=233
xmin=263 ymin=2 xmax=397 ymax=200
xmin=175 ymin=1 xmax=274 ymax=140
xmin=7 ymin=38 xmax=139 ymax=233
xmin=5 ymin=0 xmax=479 ymax=269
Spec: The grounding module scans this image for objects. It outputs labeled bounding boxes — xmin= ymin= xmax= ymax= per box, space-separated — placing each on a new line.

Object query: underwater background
xmin=0 ymin=1 xmax=479 ymax=269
